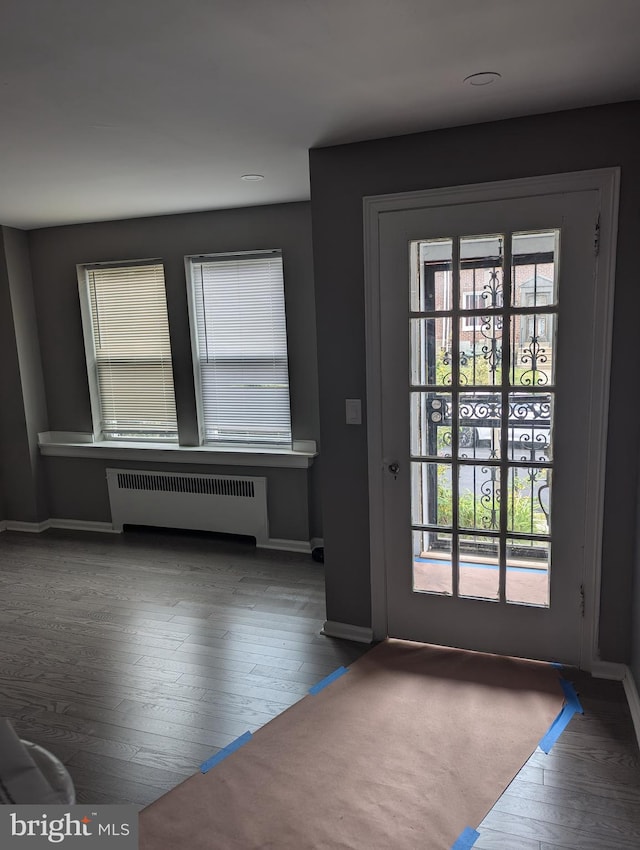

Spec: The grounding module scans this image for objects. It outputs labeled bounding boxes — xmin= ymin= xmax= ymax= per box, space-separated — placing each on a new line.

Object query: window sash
xmin=189 ymin=252 xmax=292 ymax=447
xmin=462 ymin=292 xmax=485 ymax=331
xmin=82 ymin=262 xmax=178 ymax=440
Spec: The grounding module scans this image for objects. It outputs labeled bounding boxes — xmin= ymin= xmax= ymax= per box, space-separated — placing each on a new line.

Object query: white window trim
xmin=77 ymin=263 xmax=104 ymax=441
xmin=38 ymin=432 xmax=316 ymax=469
xmin=184 ymin=255 xmax=207 ymax=445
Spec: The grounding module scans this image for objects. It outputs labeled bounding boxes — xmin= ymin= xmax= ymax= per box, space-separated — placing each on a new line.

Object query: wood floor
xmin=0 ymin=528 xmax=639 ymax=849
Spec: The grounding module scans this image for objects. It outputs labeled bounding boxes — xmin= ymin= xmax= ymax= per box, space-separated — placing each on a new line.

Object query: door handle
xmin=388 ymin=462 xmax=400 ymax=479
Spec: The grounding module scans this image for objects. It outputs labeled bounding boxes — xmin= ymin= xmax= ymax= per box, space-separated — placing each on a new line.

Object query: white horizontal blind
xmin=85 ymin=262 xmax=178 ymax=440
xmin=190 ymin=252 xmax=292 ymax=446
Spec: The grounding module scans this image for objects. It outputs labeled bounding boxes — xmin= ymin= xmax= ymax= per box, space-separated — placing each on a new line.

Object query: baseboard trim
xmin=590 ymin=660 xmax=627 ymax=681
xmin=310 ymin=537 xmax=324 ymax=551
xmin=321 ymin=621 xmax=374 ymax=644
xmin=623 ymin=666 xmax=640 ymax=752
xmin=258 ymin=538 xmax=312 ymax=554
xmin=49 ymin=519 xmax=119 ymax=534
xmin=3 ymin=520 xmax=51 ymax=533
xmin=0 ymin=520 xmax=315 ymax=549
xmin=0 ymin=519 xmax=118 ymax=535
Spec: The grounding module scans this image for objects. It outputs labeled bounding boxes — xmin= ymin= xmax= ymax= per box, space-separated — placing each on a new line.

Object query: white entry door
xmin=372 ymin=179 xmax=614 ymax=665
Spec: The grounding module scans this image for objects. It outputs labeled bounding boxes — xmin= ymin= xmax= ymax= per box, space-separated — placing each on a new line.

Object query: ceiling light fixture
xmin=463 ymin=71 xmax=501 ymax=87
xmin=241 ymin=174 xmax=264 ymax=181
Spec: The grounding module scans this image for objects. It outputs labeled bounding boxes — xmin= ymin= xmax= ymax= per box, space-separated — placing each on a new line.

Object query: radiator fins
xmin=115 ymin=472 xmax=255 ymax=498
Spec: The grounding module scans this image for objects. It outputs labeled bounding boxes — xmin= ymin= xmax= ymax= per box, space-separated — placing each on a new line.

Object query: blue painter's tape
xmin=539 ymin=703 xmax=576 ymax=753
xmin=200 ymin=731 xmax=252 ymax=773
xmin=550 ymin=661 xmax=564 ymax=669
xmin=539 ymin=672 xmax=585 ymax=753
xmin=451 ymin=826 xmax=480 ymax=849
xmin=415 ymin=556 xmax=544 ymax=576
xmin=560 ymin=678 xmax=584 ymax=714
xmin=309 ymin=666 xmax=349 ymax=695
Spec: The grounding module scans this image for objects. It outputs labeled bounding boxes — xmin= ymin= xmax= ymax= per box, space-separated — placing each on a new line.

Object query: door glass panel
xmin=460 ymin=235 xmax=504 ymax=310
xmin=409 ymin=230 xmax=557 ymax=608
xmin=410 ymin=319 xmax=454 ymax=386
xmin=411 ymin=392 xmax=453 ymax=457
xmin=413 ymin=530 xmax=452 ymax=595
xmin=411 ymin=462 xmax=452 ymax=527
xmin=458 ymin=392 xmax=501 ymax=460
xmin=412 ymin=238 xmax=453 ymax=313
xmin=458 ymin=464 xmax=501 ymax=531
xmin=506 ymin=537 xmax=550 ymax=607
xmin=458 ymin=316 xmax=503 ymax=386
xmin=512 ymin=231 xmax=558 ymax=308
xmin=508 ymin=392 xmax=553 ymax=462
xmin=458 ymin=534 xmax=500 ymax=601
xmin=507 ymin=467 xmax=551 ymax=536
xmin=511 ymin=313 xmax=556 ymax=387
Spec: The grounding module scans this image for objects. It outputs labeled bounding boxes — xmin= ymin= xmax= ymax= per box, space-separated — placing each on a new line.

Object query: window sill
xmin=38 ymin=433 xmax=317 ymax=469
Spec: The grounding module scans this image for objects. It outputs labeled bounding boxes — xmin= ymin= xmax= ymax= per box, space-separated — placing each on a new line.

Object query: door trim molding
xmin=321 ymin=621 xmax=374 ymax=644
xmin=363 ymin=168 xmax=620 ymax=668
xmin=590 ymin=660 xmax=627 ymax=680
xmin=623 ymin=667 xmax=640 ymax=752
xmin=590 ymin=663 xmax=640 ymax=749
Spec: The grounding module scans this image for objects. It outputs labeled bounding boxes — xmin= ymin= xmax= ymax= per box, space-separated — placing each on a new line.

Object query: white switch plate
xmin=345 ymin=398 xmax=362 ymax=425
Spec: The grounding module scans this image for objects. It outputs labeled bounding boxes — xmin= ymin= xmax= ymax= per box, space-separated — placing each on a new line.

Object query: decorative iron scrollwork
xmin=519 ymin=335 xmax=549 ymax=386
xmin=482 ymin=269 xmax=503 ymax=308
xmin=440 ymin=349 xmax=469 ymax=386
xmin=479 ymin=314 xmax=503 ymax=382
xmin=479 ymin=465 xmax=500 ymax=530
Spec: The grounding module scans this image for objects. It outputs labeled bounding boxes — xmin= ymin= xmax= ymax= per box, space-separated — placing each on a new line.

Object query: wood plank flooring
xmin=1 ymin=527 xmax=639 ymax=849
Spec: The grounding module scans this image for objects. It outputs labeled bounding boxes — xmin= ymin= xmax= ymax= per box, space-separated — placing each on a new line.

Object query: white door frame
xmin=363 ymin=168 xmax=620 ymax=671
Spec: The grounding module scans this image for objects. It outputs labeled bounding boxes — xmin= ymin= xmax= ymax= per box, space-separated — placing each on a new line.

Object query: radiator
xmin=106 ymin=469 xmax=268 ymax=545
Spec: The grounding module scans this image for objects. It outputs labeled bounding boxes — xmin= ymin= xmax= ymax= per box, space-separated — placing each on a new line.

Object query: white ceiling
xmin=1 ymin=0 xmax=639 ymax=229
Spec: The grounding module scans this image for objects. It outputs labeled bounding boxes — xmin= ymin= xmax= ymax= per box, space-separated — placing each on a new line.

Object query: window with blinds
xmin=188 ymin=251 xmax=292 ymax=447
xmin=80 ymin=261 xmax=178 ymax=440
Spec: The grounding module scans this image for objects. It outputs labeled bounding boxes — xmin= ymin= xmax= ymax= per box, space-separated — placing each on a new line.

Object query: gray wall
xmin=43 ymin=457 xmax=310 ymax=542
xmin=0 ymin=227 xmax=48 ymax=522
xmin=0 ymin=234 xmax=23 ymax=522
xmin=310 ymin=101 xmax=640 ymax=662
xmin=27 ymin=201 xmax=320 ymax=542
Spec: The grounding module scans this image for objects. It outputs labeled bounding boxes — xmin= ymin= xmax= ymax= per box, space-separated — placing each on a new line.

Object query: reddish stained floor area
xmin=413 ymin=560 xmax=549 ymax=606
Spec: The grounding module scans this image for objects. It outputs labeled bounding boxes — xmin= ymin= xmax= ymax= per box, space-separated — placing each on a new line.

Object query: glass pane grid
xmin=410 ymin=230 xmax=558 ymax=607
